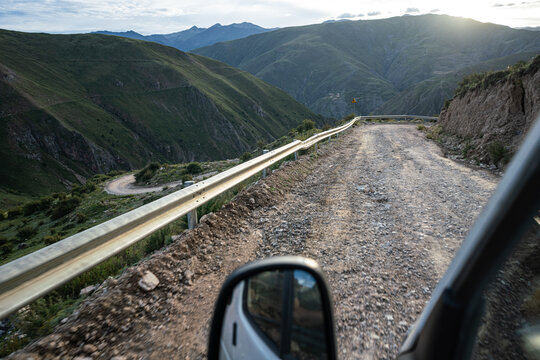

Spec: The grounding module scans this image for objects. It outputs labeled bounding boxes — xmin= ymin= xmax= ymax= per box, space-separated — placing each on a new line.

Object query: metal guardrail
xmin=0 ymin=117 xmax=358 ymax=319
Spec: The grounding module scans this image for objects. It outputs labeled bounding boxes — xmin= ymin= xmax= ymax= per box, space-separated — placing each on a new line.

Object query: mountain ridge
xmin=193 ymin=15 xmax=540 ymax=118
xmin=94 ymin=22 xmax=277 ymax=51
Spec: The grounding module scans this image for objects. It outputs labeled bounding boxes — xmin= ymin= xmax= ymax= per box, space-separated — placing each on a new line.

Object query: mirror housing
xmin=208 ymin=256 xmax=337 ymax=360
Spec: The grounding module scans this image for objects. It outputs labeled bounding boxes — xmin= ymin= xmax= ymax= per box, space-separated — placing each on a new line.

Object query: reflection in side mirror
xmin=208 ymin=257 xmax=337 ymax=360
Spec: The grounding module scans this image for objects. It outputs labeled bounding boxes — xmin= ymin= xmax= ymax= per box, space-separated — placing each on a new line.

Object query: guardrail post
xmin=262 ymin=150 xmax=270 ymax=177
xmin=294 ymin=151 xmax=298 ymax=160
xmin=183 ymin=181 xmax=198 ymax=229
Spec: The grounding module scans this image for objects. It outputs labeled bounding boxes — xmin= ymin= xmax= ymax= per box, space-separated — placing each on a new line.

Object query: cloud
xmin=367 ymin=11 xmax=381 ymax=16
xmin=405 ymin=7 xmax=420 ymax=13
xmin=492 ymin=1 xmax=537 ymax=6
xmin=337 ymin=13 xmax=354 ymax=19
xmin=336 ymin=13 xmax=365 ymax=19
xmin=430 ymin=8 xmax=440 ymax=13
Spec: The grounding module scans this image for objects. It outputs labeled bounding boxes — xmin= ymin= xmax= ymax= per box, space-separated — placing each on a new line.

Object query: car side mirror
xmin=208 ymin=256 xmax=337 ymax=360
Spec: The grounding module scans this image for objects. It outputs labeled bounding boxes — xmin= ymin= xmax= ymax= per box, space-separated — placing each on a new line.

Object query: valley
xmin=0 ymin=29 xmax=322 ymax=197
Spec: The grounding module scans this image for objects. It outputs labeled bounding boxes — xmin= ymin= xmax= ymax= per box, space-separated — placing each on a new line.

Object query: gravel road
xmin=252 ymin=124 xmax=498 ymax=358
xmin=105 ymin=175 xmax=183 ymax=195
xmin=11 ymin=124 xmax=499 ymax=360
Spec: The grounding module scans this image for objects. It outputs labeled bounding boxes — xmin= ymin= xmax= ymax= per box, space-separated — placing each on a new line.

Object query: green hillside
xmin=0 ymin=29 xmax=322 ymax=196
xmin=194 ymin=15 xmax=540 ymax=118
xmin=376 ymin=51 xmax=540 ymax=115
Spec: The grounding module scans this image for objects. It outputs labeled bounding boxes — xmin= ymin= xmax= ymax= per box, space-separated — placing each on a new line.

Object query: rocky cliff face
xmin=438 ymin=55 xmax=540 ymax=168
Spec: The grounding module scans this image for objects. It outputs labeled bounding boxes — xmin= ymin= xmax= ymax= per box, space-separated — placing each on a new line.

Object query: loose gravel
xmin=252 ymin=124 xmax=498 ymax=359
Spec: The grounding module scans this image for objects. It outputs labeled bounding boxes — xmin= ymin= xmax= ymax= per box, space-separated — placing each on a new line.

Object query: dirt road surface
xmin=105 ymin=175 xmax=183 ymax=195
xmin=11 ymin=124 xmax=499 ymax=360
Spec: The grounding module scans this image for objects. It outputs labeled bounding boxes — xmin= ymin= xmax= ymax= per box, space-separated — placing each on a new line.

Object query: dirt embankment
xmin=438 ymin=55 xmax=540 ymax=168
xmin=9 ymin=125 xmax=498 ymax=360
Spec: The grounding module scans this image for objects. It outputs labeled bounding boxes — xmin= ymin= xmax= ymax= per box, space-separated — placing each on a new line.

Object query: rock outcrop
xmin=438 ymin=55 xmax=540 ymax=167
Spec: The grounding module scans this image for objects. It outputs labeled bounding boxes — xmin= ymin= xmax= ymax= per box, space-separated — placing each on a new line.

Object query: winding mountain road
xmin=12 ymin=124 xmax=499 ymax=360
xmin=104 ymin=175 xmax=183 ymax=195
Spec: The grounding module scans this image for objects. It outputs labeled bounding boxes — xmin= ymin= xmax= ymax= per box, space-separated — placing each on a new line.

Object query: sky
xmin=1 ymin=0 xmax=539 ymax=34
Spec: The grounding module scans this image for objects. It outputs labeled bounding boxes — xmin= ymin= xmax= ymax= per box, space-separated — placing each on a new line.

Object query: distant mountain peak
xmin=92 ymin=22 xmax=276 ymax=51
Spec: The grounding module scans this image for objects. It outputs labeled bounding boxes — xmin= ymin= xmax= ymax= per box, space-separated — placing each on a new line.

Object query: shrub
xmin=7 ymin=207 xmax=23 ymax=219
xmin=462 ymin=141 xmax=473 ymax=158
xmin=17 ymin=226 xmax=37 ymax=241
xmin=416 ymin=124 xmax=426 ymax=131
xmin=135 ymin=168 xmax=154 ymax=183
xmin=0 ymin=242 xmax=13 ymax=256
xmin=297 ymin=119 xmax=315 ymax=133
xmin=443 ymin=99 xmax=451 ymax=109
xmin=23 ymin=197 xmax=53 ymax=216
xmin=240 ymin=152 xmax=252 ymax=162
xmin=107 ymin=169 xmax=126 ymax=177
xmin=51 ymin=196 xmax=81 ymax=220
xmin=186 ymin=162 xmax=202 ymax=174
xmin=23 ymin=200 xmax=41 ymax=216
xmin=342 ymin=113 xmax=356 ymax=122
xmin=322 ymin=124 xmax=332 ymax=131
xmin=43 ymin=234 xmax=62 ymax=245
xmin=256 ymin=140 xmax=266 ymax=150
xmin=52 ymin=192 xmax=67 ymax=200
xmin=135 ymin=162 xmax=160 ymax=183
xmin=76 ymin=213 xmax=87 ymax=224
xmin=92 ymin=174 xmax=110 ymax=182
xmin=144 ymin=229 xmax=172 ymax=254
xmin=181 ymin=174 xmax=193 ymax=182
xmin=71 ymin=182 xmax=96 ymax=196
xmin=426 ymin=125 xmax=443 ymax=141
xmin=487 ymin=141 xmax=509 ymax=166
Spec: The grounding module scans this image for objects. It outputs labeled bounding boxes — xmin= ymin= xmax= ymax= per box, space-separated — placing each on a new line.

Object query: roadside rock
xmin=138 ymin=271 xmax=159 ymax=291
xmin=80 ymin=285 xmax=98 ymax=296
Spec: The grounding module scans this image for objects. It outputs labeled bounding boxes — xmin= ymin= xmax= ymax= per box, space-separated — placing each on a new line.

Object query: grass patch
xmin=454 ymin=55 xmax=540 ymax=98
xmin=462 ymin=140 xmax=473 ymax=158
xmin=425 ymin=125 xmax=444 ymax=142
xmin=487 ymin=141 xmax=511 ymax=167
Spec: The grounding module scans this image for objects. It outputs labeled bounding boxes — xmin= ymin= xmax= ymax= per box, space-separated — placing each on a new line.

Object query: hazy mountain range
xmin=94 ymin=22 xmax=276 ymax=52
xmin=0 ymin=29 xmax=320 ymax=195
xmin=193 ymin=15 xmax=540 ymax=117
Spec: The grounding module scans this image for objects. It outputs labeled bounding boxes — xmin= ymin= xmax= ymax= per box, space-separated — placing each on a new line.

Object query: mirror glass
xmin=219 ymin=269 xmax=328 ymax=360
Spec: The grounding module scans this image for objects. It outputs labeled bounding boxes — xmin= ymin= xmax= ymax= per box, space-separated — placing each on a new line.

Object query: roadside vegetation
xmin=453 ymin=54 xmax=540 ymax=98
xmin=0 ymin=114 xmax=346 ymax=356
